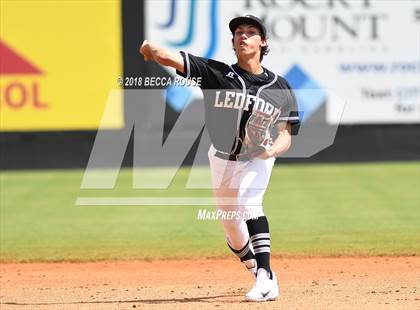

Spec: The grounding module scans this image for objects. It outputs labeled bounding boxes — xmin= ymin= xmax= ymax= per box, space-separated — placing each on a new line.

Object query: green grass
xmin=1 ymin=162 xmax=419 ymax=262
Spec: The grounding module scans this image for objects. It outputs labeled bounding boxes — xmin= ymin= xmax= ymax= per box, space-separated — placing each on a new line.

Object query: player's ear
xmin=231 ymin=38 xmax=236 ymax=52
xmin=260 ymin=38 xmax=267 ymax=48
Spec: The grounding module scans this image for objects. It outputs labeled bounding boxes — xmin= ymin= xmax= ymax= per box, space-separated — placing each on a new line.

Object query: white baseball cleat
xmin=245 ymin=268 xmax=279 ymax=302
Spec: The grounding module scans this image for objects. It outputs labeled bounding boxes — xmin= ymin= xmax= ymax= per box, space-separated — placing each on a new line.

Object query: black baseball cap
xmin=229 ymin=15 xmax=267 ymax=38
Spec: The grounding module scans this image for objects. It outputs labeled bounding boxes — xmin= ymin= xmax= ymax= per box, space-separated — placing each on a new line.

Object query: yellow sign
xmin=0 ymin=1 xmax=123 ymax=131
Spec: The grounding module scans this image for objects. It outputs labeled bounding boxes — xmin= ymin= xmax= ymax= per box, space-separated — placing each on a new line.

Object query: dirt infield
xmin=0 ymin=257 xmax=419 ymax=309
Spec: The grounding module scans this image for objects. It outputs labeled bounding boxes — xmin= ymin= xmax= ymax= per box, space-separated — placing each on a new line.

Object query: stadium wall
xmin=1 ymin=0 xmax=418 ymax=170
xmin=1 ymin=125 xmax=419 ymax=170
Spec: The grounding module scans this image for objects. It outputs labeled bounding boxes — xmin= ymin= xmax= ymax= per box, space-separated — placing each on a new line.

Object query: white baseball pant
xmin=207 ymin=144 xmax=275 ymax=249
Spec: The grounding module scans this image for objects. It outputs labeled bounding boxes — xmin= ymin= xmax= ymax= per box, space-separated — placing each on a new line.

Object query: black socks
xmin=246 ymin=216 xmax=272 ymax=278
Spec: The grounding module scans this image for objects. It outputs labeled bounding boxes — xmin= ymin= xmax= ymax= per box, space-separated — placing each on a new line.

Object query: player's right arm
xmin=139 ymin=40 xmax=184 ymax=73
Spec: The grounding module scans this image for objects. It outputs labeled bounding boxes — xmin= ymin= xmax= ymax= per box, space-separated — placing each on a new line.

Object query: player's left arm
xmin=258 ymin=122 xmax=292 ymax=160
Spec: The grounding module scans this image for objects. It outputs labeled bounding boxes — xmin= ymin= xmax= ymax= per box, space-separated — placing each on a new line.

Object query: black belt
xmin=215 ymin=151 xmax=251 ymax=162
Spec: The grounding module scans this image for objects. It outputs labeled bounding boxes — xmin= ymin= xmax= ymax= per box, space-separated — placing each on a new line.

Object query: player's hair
xmin=260 ymin=42 xmax=270 ymax=62
xmin=231 ymin=35 xmax=270 ymax=62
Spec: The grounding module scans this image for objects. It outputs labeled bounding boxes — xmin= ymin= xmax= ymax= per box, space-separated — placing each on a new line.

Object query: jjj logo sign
xmin=147 ymin=0 xmax=220 ymax=112
xmin=158 ymin=0 xmax=218 ymax=59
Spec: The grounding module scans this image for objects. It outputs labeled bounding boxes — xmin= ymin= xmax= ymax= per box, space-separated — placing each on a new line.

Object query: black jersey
xmin=176 ymin=52 xmax=299 ymax=155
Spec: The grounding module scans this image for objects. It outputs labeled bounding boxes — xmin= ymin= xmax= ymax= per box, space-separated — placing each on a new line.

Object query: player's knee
xmin=222 ymin=217 xmax=241 ymax=231
xmin=243 ymin=205 xmax=264 ymax=220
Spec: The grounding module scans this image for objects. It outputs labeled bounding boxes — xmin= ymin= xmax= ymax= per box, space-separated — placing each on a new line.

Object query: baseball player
xmin=140 ymin=15 xmax=299 ymax=302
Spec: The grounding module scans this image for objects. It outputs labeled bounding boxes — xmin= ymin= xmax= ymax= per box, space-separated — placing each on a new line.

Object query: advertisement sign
xmin=0 ymin=1 xmax=123 ymax=131
xmin=146 ymin=0 xmax=420 ymax=124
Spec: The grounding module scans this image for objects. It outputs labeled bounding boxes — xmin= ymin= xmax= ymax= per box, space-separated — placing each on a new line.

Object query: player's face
xmin=233 ymin=24 xmax=267 ymax=60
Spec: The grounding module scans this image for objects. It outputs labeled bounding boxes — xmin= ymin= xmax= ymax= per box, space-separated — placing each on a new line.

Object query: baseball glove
xmin=243 ymin=109 xmax=276 ymax=158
